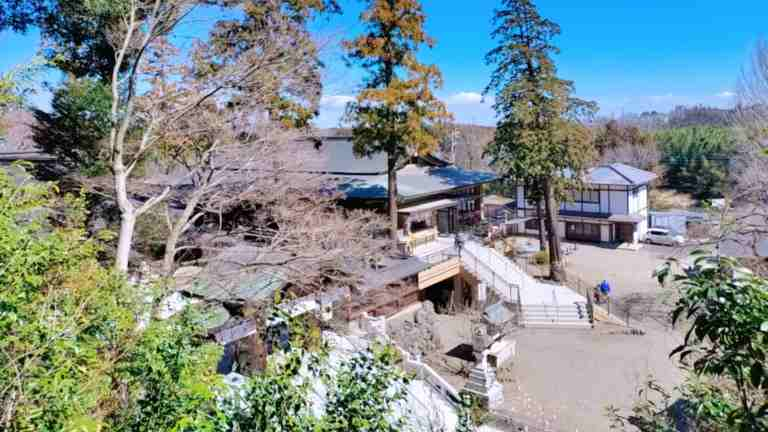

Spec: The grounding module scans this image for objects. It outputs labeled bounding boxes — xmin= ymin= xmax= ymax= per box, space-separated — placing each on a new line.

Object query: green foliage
xmin=0 ymin=0 xmax=127 ymax=81
xmin=229 ymin=306 xmax=411 ymax=432
xmin=483 ymin=0 xmax=596 ymax=281
xmin=231 ymin=346 xmax=324 ymax=431
xmin=456 ymin=395 xmax=477 ymax=432
xmin=532 ymin=249 xmax=550 ymax=265
xmin=0 ymin=167 xmax=137 ymax=430
xmin=204 ymin=0 xmax=339 ymax=129
xmin=0 ymin=61 xmax=43 ymax=124
xmin=607 ymin=376 xmax=739 ymax=432
xmin=343 ymin=0 xmax=451 ymax=239
xmin=655 ymin=126 xmax=736 ymax=199
xmin=613 ymin=253 xmax=768 ymax=431
xmin=322 ymin=343 xmax=410 ymax=431
xmin=660 ymin=254 xmax=768 ymax=430
xmin=0 ymin=0 xmax=51 ymax=32
xmin=0 ymin=69 xmax=23 ymax=112
xmin=483 ymin=0 xmax=597 ymax=196
xmin=0 ymin=167 xmax=227 ymax=431
xmin=34 ymin=77 xmax=112 ymax=175
xmin=456 ymin=394 xmax=486 ymax=431
xmin=111 ymin=310 xmax=228 ymax=432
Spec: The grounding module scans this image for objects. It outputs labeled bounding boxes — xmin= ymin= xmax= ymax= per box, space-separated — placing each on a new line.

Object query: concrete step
xmin=523 ymin=309 xmax=584 ymax=316
xmin=522 ymin=303 xmax=585 ymax=309
xmin=522 ymin=303 xmax=591 ymax=328
xmin=522 ymin=316 xmax=588 ymax=323
xmin=522 ymin=307 xmax=585 ymax=315
xmin=522 ymin=313 xmax=586 ymax=320
xmin=524 ymin=316 xmax=588 ymax=323
xmin=522 ymin=314 xmax=588 ymax=320
xmin=521 ymin=321 xmax=592 ymax=329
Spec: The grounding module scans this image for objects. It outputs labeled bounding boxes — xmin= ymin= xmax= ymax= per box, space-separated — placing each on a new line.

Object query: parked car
xmin=645 ymin=228 xmax=685 ymax=246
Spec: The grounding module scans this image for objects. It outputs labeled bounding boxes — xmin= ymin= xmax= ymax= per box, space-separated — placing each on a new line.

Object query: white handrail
xmin=396 ymin=346 xmax=461 ymax=404
xmin=460 ymin=244 xmax=519 ymax=302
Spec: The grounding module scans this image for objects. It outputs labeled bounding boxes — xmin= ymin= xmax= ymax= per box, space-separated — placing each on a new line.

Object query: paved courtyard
xmin=562 ymin=240 xmax=692 ymax=296
xmin=417 ymin=238 xmax=693 ymax=431
xmin=426 ymin=312 xmax=682 ymax=432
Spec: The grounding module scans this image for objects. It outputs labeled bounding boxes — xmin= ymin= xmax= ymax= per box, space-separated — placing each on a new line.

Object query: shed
xmin=649 ymin=210 xmax=707 ymax=236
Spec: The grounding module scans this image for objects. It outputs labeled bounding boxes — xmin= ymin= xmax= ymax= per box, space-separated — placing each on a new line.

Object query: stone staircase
xmin=460 ymin=239 xmax=591 ymax=329
xmin=520 ymin=301 xmax=590 ymax=328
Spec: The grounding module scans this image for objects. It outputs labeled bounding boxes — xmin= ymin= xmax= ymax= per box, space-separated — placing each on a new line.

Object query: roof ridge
xmin=607 ymin=163 xmax=635 ymax=185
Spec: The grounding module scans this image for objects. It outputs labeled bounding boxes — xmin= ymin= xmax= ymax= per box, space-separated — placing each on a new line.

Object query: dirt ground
xmin=411 ymin=238 xmax=692 ymax=431
xmin=425 ymin=312 xmax=682 ymax=432
xmin=561 ymin=240 xmax=692 ymax=296
xmin=384 ymin=237 xmax=694 ymax=431
xmin=509 ymin=323 xmax=681 ymax=431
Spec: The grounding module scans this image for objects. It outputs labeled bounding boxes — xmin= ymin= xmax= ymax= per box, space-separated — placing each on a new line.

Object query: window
xmin=566 ymin=222 xmax=602 ymax=241
xmin=566 ymin=188 xmax=600 ymax=204
xmin=582 ymin=189 xmax=600 ymax=203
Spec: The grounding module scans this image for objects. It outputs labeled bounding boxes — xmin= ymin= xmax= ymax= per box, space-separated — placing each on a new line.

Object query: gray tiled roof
xmin=186 ymin=269 xmax=286 ymax=302
xmin=358 ymin=255 xmax=431 ymax=291
xmin=338 ymin=164 xmax=497 ymax=200
xmin=585 ymin=163 xmax=657 ymax=186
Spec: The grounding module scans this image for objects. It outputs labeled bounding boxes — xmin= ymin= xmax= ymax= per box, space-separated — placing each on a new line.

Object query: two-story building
xmin=512 ymin=163 xmax=657 ymax=245
xmin=308 ymin=136 xmax=497 ymax=254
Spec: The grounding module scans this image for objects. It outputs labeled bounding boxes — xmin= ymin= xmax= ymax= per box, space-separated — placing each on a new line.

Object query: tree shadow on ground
xmin=444 ymin=343 xmax=476 ymax=362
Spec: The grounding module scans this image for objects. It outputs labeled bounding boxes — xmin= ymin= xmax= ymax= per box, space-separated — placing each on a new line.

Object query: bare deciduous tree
xmin=719 ymin=39 xmax=768 ymax=258
xmin=600 ymin=139 xmax=664 ymax=179
xmin=167 ymin=138 xmax=393 ymax=292
xmin=101 ymin=0 xmax=330 ymax=271
xmin=439 ymin=123 xmax=494 ymax=171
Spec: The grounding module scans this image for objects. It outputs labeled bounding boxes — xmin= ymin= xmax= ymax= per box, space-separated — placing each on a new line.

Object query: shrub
xmin=532 ymin=249 xmax=550 ymax=265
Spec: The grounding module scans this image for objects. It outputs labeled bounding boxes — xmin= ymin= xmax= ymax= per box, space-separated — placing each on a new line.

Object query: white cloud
xmin=649 ymin=93 xmax=675 ymax=102
xmin=716 ymin=91 xmax=736 ymax=98
xmin=446 ymin=91 xmax=485 ymax=105
xmin=320 ymin=95 xmax=355 ymax=109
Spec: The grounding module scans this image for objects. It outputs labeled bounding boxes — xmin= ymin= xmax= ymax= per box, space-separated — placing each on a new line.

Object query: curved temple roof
xmin=309 ymin=137 xmax=497 ymax=200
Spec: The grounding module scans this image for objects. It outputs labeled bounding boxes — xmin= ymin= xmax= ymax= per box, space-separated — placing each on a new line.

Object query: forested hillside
xmin=449 ymin=104 xmax=748 ymax=202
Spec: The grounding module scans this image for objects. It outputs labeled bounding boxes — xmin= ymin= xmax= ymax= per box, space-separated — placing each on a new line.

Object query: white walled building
xmin=513 ymin=163 xmax=657 ymax=244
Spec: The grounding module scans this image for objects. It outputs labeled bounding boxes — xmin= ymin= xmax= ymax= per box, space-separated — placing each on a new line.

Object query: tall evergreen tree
xmin=343 ymin=0 xmax=451 ymax=245
xmin=484 ymin=0 xmax=596 ymax=281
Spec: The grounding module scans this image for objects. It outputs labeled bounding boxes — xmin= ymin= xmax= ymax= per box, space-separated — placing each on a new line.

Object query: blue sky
xmin=2 ymin=0 xmax=766 ymax=127
xmin=314 ymin=0 xmax=767 ymax=127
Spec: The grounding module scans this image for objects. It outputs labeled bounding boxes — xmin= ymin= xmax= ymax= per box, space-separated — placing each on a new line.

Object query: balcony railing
xmin=559 ymin=209 xmax=612 ymax=219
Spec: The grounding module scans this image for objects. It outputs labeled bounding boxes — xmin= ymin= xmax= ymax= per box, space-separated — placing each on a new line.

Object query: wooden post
xmin=585 ymin=279 xmax=594 ymax=328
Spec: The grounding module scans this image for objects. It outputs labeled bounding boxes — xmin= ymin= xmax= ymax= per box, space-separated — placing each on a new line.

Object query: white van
xmin=645 ymin=228 xmax=685 ymax=246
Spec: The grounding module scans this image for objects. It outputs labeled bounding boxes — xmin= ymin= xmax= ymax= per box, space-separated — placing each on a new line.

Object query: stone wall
xmin=388 ymin=301 xmax=444 ymax=356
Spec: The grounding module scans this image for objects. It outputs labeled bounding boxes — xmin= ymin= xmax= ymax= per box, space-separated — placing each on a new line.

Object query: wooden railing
xmin=408 ymin=227 xmax=438 ymax=249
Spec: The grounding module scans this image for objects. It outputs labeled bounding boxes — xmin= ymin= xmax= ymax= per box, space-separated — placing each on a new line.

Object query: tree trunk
xmin=388 ymin=153 xmax=399 ymax=247
xmin=536 ymin=197 xmax=546 ymax=251
xmin=162 ymin=194 xmax=203 ymax=277
xmin=162 ymin=228 xmax=182 ymax=277
xmin=543 ymin=178 xmax=566 ymax=282
xmin=114 ymin=163 xmax=135 ymax=272
xmin=116 ymin=212 xmax=136 ymax=273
